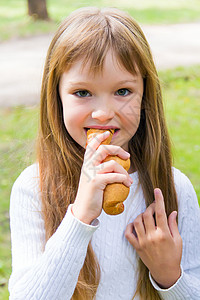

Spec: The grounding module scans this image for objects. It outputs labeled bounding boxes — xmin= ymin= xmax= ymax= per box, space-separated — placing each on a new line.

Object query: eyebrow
xmin=68 ymin=79 xmax=138 ymax=86
xmin=68 ymin=81 xmax=90 ymax=86
xmin=117 ymin=80 xmax=138 ymax=84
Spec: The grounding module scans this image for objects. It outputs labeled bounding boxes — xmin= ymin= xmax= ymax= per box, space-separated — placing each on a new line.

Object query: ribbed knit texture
xmin=9 ymin=164 xmax=200 ymax=300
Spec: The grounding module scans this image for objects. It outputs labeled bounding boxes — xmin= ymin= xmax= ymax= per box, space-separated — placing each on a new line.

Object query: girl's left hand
xmin=125 ymin=188 xmax=182 ymax=289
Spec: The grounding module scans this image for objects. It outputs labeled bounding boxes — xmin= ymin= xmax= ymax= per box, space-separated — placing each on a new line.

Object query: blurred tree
xmin=28 ymin=0 xmax=49 ymax=20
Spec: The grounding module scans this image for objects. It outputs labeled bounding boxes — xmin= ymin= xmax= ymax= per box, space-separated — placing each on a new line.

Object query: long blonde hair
xmin=37 ymin=7 xmax=178 ymax=300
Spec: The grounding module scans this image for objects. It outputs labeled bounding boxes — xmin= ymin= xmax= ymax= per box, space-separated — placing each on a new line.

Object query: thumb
xmin=168 ymin=211 xmax=179 ymax=238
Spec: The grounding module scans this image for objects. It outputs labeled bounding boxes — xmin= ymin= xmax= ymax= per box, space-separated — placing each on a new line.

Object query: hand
xmin=72 ymin=131 xmax=133 ymax=224
xmin=125 ymin=188 xmax=182 ymax=289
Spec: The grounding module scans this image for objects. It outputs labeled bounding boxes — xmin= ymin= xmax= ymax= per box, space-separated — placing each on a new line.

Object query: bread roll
xmin=86 ymin=128 xmax=130 ymax=215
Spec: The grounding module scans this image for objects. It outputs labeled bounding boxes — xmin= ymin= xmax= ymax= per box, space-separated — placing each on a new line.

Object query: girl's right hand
xmin=72 ymin=131 xmax=133 ymax=224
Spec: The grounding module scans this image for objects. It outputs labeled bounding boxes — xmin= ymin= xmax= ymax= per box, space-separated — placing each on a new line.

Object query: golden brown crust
xmin=86 ymin=128 xmax=131 ymax=215
xmin=103 ymin=183 xmax=129 ymax=214
xmin=103 ymin=202 xmax=124 ymax=215
xmin=86 ymin=128 xmax=114 ymax=147
xmin=103 ymin=155 xmax=130 ymax=171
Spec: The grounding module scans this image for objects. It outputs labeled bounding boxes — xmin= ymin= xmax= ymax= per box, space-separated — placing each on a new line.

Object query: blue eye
xmin=116 ymin=89 xmax=130 ymax=96
xmin=75 ymin=90 xmax=91 ymax=97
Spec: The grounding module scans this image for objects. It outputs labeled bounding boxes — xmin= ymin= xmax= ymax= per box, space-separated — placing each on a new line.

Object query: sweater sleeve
xmin=149 ymin=168 xmax=200 ymax=300
xmin=8 ymin=165 xmax=99 ymax=300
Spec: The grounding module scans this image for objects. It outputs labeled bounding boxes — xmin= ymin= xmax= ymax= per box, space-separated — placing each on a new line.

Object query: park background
xmin=0 ymin=0 xmax=200 ymax=298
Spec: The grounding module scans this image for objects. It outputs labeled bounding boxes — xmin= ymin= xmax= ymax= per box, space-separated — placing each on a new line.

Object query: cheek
xmin=62 ymin=103 xmax=85 ymax=129
xmin=61 ymin=104 xmax=89 ymax=148
xmin=120 ymin=97 xmax=142 ymax=132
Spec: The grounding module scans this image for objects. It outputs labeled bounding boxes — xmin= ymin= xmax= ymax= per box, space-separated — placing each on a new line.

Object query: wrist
xmin=151 ymin=267 xmax=182 ymax=289
xmin=71 ymin=204 xmax=94 ymax=225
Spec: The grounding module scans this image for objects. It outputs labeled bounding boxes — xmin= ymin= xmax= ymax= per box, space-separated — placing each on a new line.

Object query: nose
xmin=91 ymin=98 xmax=115 ymax=122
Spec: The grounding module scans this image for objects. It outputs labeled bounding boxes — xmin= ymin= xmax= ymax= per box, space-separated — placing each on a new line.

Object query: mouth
xmin=84 ymin=127 xmax=120 ymax=135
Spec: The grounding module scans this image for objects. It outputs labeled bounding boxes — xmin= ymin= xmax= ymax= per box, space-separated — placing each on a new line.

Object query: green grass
xmin=1 ymin=0 xmax=200 ymax=41
xmin=0 ymin=106 xmax=38 ymax=299
xmin=0 ymin=65 xmax=200 ymax=298
xmin=160 ymin=66 xmax=200 ymax=198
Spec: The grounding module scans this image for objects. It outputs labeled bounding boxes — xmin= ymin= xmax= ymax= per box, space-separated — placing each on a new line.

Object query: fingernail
xmin=125 ymin=152 xmax=130 ymax=157
xmin=154 ymin=188 xmax=160 ymax=196
xmin=104 ymin=131 xmax=111 ymax=135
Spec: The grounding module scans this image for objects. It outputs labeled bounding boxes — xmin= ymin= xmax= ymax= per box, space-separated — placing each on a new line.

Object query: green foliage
xmin=159 ymin=66 xmax=200 ymax=198
xmin=0 ymin=106 xmax=38 ymax=298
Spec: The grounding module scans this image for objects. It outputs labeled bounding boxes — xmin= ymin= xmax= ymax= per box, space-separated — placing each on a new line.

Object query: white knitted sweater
xmin=9 ymin=164 xmax=200 ymax=300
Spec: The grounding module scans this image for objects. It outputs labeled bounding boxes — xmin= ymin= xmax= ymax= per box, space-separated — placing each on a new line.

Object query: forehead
xmin=62 ymin=50 xmax=141 ymax=80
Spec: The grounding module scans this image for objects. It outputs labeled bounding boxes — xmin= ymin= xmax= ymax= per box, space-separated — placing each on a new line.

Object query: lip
xmin=84 ymin=126 xmax=120 ymax=130
xmin=84 ymin=126 xmax=120 ymax=138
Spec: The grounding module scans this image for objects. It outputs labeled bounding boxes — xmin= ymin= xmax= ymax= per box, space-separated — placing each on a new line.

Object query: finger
xmin=96 ymin=159 xmax=132 ymax=182
xmin=125 ymin=223 xmax=140 ymax=250
xmin=94 ymin=144 xmax=130 ymax=165
xmin=85 ymin=131 xmax=111 ymax=159
xmin=142 ymin=202 xmax=156 ymax=233
xmin=168 ymin=211 xmax=180 ymax=238
xmin=154 ymin=188 xmax=168 ymax=229
xmin=133 ymin=214 xmax=146 ymax=240
xmin=95 ymin=173 xmax=132 ymax=189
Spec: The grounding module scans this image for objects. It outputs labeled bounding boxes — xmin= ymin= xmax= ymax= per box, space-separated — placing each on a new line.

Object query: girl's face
xmin=59 ymin=51 xmax=144 ymax=151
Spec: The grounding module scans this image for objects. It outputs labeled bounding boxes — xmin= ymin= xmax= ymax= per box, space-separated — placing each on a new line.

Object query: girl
xmin=9 ymin=7 xmax=200 ymax=300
